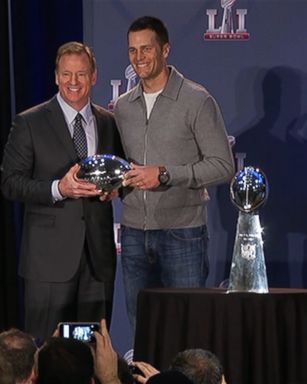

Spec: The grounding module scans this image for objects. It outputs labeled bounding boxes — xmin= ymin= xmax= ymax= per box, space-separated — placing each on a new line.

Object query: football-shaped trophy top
xmin=230 ymin=166 xmax=268 ymax=213
xmin=77 ymin=154 xmax=131 ymax=192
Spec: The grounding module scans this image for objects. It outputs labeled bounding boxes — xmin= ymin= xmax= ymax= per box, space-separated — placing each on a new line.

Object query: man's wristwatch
xmin=158 ymin=166 xmax=170 ymax=185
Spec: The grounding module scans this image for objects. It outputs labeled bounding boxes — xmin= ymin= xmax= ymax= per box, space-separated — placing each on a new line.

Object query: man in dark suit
xmin=0 ymin=41 xmax=123 ymax=343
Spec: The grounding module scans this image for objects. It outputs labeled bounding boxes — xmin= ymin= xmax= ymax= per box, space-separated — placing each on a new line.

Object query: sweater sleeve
xmin=166 ymin=95 xmax=235 ymax=188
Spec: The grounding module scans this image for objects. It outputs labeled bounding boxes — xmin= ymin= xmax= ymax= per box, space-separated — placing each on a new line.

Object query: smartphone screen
xmin=59 ymin=322 xmax=99 ymax=343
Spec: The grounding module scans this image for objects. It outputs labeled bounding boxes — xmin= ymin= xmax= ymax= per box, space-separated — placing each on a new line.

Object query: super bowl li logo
xmin=204 ymin=0 xmax=250 ymax=40
xmin=108 ymin=65 xmax=138 ymax=110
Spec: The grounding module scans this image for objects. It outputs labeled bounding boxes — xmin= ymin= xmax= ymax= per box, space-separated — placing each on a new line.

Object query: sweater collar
xmin=128 ymin=66 xmax=184 ymax=102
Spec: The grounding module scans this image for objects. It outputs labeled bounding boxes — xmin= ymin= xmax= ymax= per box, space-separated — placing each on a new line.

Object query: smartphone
xmin=58 ymin=322 xmax=99 ymax=343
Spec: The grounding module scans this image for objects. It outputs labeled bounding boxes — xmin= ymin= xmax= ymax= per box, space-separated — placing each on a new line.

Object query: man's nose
xmin=70 ymin=74 xmax=78 ymax=84
xmin=136 ymin=50 xmax=145 ymax=61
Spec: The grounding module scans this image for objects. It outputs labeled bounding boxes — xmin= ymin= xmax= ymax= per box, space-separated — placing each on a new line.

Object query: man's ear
xmin=55 ymin=70 xmax=59 ymax=86
xmin=163 ymin=43 xmax=170 ymax=59
xmin=91 ymin=69 xmax=97 ymax=86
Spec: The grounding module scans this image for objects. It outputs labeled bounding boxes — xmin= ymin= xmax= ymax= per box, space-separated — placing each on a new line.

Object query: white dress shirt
xmin=51 ymin=93 xmax=98 ymax=202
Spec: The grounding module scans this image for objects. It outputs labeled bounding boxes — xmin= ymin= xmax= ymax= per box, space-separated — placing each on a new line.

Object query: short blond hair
xmin=55 ymin=41 xmax=96 ymax=73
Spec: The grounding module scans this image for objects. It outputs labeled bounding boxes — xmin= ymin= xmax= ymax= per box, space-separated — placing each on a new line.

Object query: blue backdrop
xmin=82 ymin=0 xmax=307 ymax=354
xmin=2 ymin=0 xmax=307 ymax=359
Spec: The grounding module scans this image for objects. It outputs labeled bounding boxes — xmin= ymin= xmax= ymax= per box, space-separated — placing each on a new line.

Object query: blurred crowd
xmin=0 ymin=319 xmax=226 ymax=384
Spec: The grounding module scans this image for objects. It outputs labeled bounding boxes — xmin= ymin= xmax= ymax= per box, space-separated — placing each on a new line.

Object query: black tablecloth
xmin=134 ymin=288 xmax=307 ymax=384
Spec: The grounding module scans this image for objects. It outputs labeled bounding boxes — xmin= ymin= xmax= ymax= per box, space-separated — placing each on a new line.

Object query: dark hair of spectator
xmin=36 ymin=337 xmax=94 ymax=384
xmin=0 ymin=328 xmax=37 ymax=383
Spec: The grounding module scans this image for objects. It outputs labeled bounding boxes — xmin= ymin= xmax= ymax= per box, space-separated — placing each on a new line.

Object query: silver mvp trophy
xmin=228 ymin=166 xmax=269 ymax=293
xmin=77 ymin=154 xmax=131 ymax=192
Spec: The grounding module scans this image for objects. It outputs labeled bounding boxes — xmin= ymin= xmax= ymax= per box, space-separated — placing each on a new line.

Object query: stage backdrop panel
xmin=83 ymin=0 xmax=307 ymax=355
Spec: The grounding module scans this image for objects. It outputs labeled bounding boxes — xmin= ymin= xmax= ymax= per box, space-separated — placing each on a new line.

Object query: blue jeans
xmin=121 ymin=225 xmax=209 ymax=332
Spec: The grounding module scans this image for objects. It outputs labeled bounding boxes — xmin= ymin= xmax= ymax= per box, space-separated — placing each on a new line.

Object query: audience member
xmin=0 ymin=328 xmax=37 ymax=384
xmin=170 ymin=349 xmax=226 ymax=384
xmin=36 ymin=337 xmax=94 ymax=384
xmin=0 ymin=347 xmax=14 ymax=384
xmin=147 ymin=371 xmax=192 ymax=384
xmin=129 ymin=361 xmax=159 ymax=383
xmin=36 ymin=318 xmax=121 ymax=384
xmin=0 ymin=322 xmax=227 ymax=384
xmin=117 ymin=357 xmax=134 ymax=384
xmin=132 ymin=348 xmax=226 ymax=384
xmin=92 ymin=319 xmax=121 ymax=384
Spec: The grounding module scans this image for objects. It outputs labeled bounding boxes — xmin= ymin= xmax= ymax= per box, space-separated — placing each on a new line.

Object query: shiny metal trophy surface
xmin=77 ymin=154 xmax=130 ymax=192
xmin=221 ymin=0 xmax=236 ymax=33
xmin=228 ymin=166 xmax=269 ymax=293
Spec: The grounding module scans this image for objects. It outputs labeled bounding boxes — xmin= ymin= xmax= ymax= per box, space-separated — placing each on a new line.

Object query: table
xmin=133 ymin=288 xmax=307 ymax=384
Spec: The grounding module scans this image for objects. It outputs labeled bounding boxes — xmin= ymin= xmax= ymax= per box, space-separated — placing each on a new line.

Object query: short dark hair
xmin=170 ymin=349 xmax=224 ymax=384
xmin=147 ymin=370 xmax=192 ymax=384
xmin=36 ymin=337 xmax=94 ymax=384
xmin=0 ymin=328 xmax=37 ymax=383
xmin=128 ymin=16 xmax=169 ymax=47
xmin=55 ymin=41 xmax=96 ymax=73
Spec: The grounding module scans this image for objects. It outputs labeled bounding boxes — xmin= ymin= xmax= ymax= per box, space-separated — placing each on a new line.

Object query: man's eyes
xmin=61 ymin=72 xmax=87 ymax=77
xmin=128 ymin=47 xmax=152 ymax=54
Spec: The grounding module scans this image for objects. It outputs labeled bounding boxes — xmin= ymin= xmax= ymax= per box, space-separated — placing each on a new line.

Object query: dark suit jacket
xmin=1 ymin=96 xmax=124 ymax=287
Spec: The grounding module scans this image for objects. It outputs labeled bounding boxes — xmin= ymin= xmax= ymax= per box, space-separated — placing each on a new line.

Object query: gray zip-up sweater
xmin=114 ymin=66 xmax=235 ymax=230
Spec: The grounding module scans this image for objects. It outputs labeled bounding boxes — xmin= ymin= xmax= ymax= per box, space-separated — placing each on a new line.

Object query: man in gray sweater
xmin=114 ymin=16 xmax=235 ymax=332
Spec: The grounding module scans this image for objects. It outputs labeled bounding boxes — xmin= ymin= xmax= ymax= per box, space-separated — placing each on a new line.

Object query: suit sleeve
xmin=1 ymin=114 xmax=53 ymax=205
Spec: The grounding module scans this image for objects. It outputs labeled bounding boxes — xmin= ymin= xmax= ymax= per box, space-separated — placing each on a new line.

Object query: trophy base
xmin=226 ymin=288 xmax=268 ymax=294
xmin=227 ymin=211 xmax=268 ymax=293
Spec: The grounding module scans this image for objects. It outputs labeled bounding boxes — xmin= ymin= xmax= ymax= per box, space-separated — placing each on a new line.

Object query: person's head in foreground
xmin=170 ymin=348 xmax=227 ymax=384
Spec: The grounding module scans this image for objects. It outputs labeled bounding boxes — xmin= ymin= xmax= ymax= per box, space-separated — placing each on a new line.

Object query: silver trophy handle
xmin=221 ymin=0 xmax=236 ymax=33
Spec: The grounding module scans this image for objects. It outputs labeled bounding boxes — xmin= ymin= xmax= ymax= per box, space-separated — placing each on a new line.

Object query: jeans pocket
xmin=168 ymin=225 xmax=207 ymax=242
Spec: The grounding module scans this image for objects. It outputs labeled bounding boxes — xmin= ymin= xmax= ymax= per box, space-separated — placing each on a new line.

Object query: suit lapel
xmin=92 ymin=105 xmax=105 ymax=154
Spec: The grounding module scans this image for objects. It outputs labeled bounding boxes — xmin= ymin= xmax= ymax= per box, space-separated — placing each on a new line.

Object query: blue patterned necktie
xmin=73 ymin=113 xmax=87 ymax=160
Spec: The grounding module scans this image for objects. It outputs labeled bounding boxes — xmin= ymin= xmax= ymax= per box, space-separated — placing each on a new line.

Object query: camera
xmin=58 ymin=322 xmax=99 ymax=343
xmin=129 ymin=365 xmax=144 ymax=376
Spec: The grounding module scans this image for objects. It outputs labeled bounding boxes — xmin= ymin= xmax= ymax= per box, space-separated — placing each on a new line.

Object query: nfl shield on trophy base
xmin=77 ymin=154 xmax=131 ymax=192
xmin=227 ymin=166 xmax=269 ymax=293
